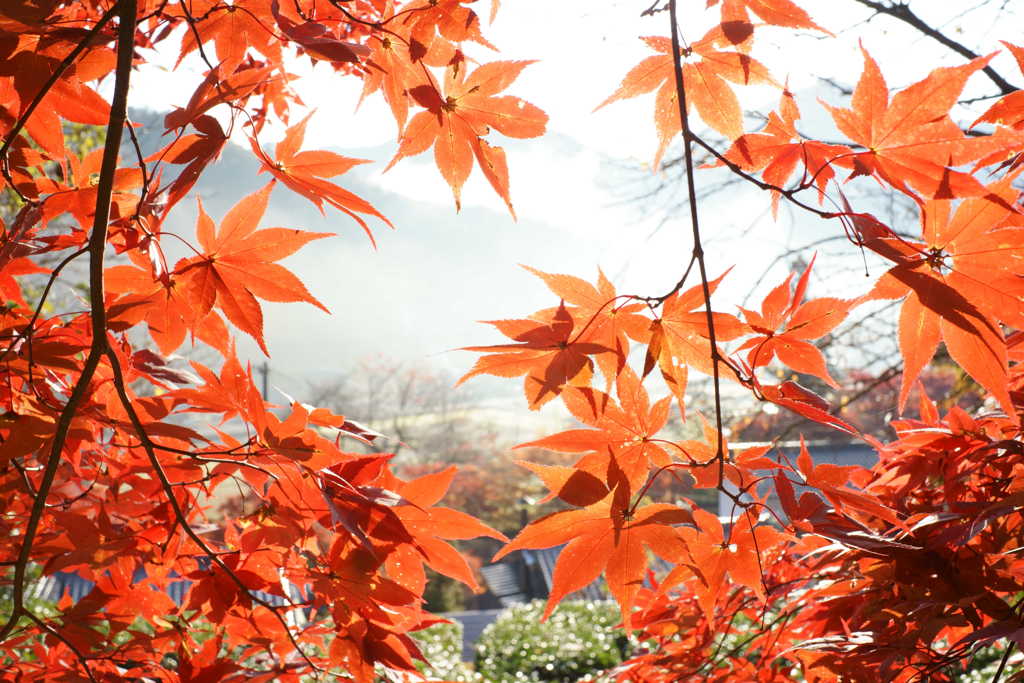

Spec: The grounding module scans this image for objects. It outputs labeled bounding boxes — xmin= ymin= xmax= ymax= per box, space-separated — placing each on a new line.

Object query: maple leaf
xmin=867 ymin=180 xmax=1024 ymax=414
xmin=666 ymin=508 xmax=786 ymax=613
xmin=597 ymin=28 xmax=776 ymax=167
xmin=106 ymin=260 xmax=230 ymax=356
xmin=250 ymin=113 xmax=390 ymax=244
xmin=165 ymin=62 xmax=273 ymax=131
xmin=708 ymin=0 xmax=830 ymax=33
xmin=359 ymin=33 xmax=428 ymax=133
xmin=524 ymin=266 xmax=650 ymax=385
xmin=175 ymin=184 xmax=331 ymax=354
xmin=722 ymin=90 xmax=850 ymax=215
xmin=519 ymin=366 xmax=673 ymax=496
xmin=824 ymin=47 xmax=1003 ymax=200
xmin=794 ymin=439 xmax=901 ymax=526
xmin=459 ymin=302 xmax=610 ymax=409
xmin=972 ymin=42 xmax=1024 ymax=131
xmin=177 ymin=0 xmax=282 ymax=72
xmin=393 ymin=0 xmax=496 ymax=65
xmin=758 ymin=380 xmax=857 ymax=435
xmin=494 ymin=491 xmax=693 ymax=627
xmin=270 ymin=0 xmax=370 ymax=65
xmin=737 ymin=257 xmax=851 ymax=387
xmin=386 ymin=60 xmax=548 ymax=213
xmin=516 ymin=459 xmax=610 ymax=508
xmin=0 ymin=46 xmax=112 ymax=158
xmin=649 ymin=272 xmax=747 ymax=403
xmin=38 ymin=146 xmax=142 ymax=229
xmin=146 ymin=114 xmax=228 ymax=216
xmin=385 ymin=466 xmax=508 ymax=593
xmin=971 ymin=42 xmax=1024 ymax=172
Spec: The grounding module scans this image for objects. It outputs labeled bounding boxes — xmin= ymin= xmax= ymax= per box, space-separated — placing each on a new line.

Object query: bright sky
xmin=126 ymin=1 xmax=1024 ymax=396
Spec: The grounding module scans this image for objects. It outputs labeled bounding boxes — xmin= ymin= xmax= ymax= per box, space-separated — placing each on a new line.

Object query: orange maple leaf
xmin=737 ymin=258 xmax=851 ymax=387
xmin=176 ymin=184 xmax=331 ymax=354
xmin=723 ymin=90 xmax=850 ymax=215
xmin=494 ymin=492 xmax=693 ymax=627
xmin=868 ymin=180 xmax=1024 ymax=414
xmin=387 ymin=60 xmax=548 ymax=214
xmin=708 ymin=0 xmax=829 ymax=32
xmin=524 ymin=266 xmax=650 ymax=386
xmin=973 ymin=42 xmax=1024 ymax=131
xmin=177 ymin=0 xmax=282 ymax=72
xmin=519 ymin=366 xmax=673 ymax=496
xmin=250 ymin=113 xmax=390 ymax=244
xmin=393 ymin=0 xmax=495 ymax=65
xmin=597 ymin=27 xmax=776 ymax=167
xmin=460 ymin=302 xmax=610 ymax=409
xmin=824 ymin=47 xmax=1003 ymax=200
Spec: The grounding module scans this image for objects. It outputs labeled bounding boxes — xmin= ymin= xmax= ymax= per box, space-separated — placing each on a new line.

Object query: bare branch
xmin=852 ymin=0 xmax=1019 ymax=95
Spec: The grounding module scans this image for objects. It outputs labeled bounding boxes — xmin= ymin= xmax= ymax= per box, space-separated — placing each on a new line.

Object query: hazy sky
xmin=129 ymin=2 xmax=1023 ymax=404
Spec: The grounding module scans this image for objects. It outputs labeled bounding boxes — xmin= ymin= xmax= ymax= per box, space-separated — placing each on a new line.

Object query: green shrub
xmin=474 ymin=600 xmax=629 ymax=682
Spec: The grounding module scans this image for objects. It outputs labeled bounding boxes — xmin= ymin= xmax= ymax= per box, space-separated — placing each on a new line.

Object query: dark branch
xmin=667 ymin=0 xmax=727 ymax=486
xmin=852 ymin=0 xmax=1018 ymax=95
xmin=0 ymin=0 xmax=137 ymax=644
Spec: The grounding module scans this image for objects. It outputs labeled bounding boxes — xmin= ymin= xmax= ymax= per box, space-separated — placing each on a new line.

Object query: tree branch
xmin=852 ymin=0 xmax=1018 ymax=95
xmin=0 ymin=0 xmax=137 ymax=644
xmin=0 ymin=3 xmax=120 ymax=167
xmin=667 ymin=0 xmax=727 ymax=486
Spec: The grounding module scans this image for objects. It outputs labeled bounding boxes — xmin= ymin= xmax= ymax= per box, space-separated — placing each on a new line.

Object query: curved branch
xmin=0 ymin=0 xmax=137 ymax=644
xmin=852 ymin=0 xmax=1018 ymax=95
xmin=102 ymin=346 xmax=319 ymax=674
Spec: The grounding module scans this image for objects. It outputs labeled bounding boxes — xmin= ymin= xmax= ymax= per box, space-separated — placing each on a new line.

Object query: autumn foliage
xmin=2 ymin=0 xmax=1024 ymax=682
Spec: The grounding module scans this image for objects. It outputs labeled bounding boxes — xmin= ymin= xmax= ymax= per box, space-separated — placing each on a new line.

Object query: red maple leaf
xmin=460 ymin=302 xmax=609 ymax=409
xmin=250 ymin=113 xmax=390 ymax=244
xmin=175 ymin=184 xmax=331 ymax=354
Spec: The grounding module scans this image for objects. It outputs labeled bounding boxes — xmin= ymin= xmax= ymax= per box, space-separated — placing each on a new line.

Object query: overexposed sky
xmin=126 ymin=2 xmax=1024 ymax=396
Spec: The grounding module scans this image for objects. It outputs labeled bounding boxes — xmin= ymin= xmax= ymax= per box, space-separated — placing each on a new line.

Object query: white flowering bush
xmin=474 ymin=600 xmax=629 ymax=682
xmin=376 ymin=621 xmax=479 ymax=682
xmin=955 ymin=645 xmax=1022 ymax=682
xmin=412 ymin=621 xmax=478 ymax=682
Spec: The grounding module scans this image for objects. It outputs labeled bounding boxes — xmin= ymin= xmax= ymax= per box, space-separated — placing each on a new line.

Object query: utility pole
xmin=258 ymin=361 xmax=269 ymax=400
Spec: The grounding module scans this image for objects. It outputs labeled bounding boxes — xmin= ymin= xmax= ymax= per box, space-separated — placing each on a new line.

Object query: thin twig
xmin=667 ymin=0 xmax=726 ymax=484
xmin=851 ymin=0 xmax=1017 ymax=95
xmin=992 ymin=641 xmax=1017 ymax=683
